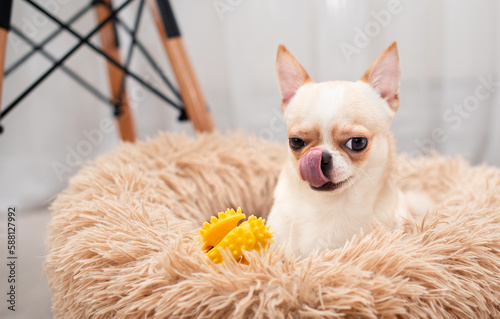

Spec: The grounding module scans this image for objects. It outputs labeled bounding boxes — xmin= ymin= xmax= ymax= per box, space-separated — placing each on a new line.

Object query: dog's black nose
xmin=321 ymin=152 xmax=332 ymax=176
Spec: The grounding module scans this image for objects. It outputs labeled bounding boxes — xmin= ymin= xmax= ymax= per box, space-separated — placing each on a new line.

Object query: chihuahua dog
xmin=267 ymin=42 xmax=413 ymax=256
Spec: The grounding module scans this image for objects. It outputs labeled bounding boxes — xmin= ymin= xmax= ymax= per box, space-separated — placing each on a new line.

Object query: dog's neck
xmin=275 ymin=157 xmax=398 ymax=254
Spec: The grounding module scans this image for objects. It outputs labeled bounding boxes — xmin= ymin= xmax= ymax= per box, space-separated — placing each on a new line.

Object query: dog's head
xmin=276 ymin=42 xmax=401 ymax=192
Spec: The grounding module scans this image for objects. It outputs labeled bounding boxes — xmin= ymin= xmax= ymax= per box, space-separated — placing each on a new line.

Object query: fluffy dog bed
xmin=45 ymin=131 xmax=500 ymax=318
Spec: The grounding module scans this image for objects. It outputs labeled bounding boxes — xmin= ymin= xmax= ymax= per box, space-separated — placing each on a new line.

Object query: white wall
xmin=1 ymin=0 xmax=500 ymax=209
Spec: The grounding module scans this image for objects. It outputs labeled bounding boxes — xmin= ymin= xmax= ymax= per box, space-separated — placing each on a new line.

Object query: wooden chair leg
xmin=150 ymin=0 xmax=215 ymax=133
xmin=95 ymin=0 xmax=136 ymax=142
xmin=0 ymin=29 xmax=8 ymax=114
xmin=0 ymin=0 xmax=13 ymax=132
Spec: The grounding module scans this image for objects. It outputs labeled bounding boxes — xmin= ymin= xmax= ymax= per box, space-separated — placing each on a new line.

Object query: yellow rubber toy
xmin=198 ymin=208 xmax=274 ymax=264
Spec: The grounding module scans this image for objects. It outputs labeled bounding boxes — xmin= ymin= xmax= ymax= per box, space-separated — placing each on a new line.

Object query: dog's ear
xmin=360 ymin=41 xmax=401 ymax=112
xmin=276 ymin=45 xmax=312 ymax=111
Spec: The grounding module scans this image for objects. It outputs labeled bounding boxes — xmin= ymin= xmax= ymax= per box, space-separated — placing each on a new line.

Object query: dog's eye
xmin=345 ymin=138 xmax=368 ymax=151
xmin=289 ymin=138 xmax=306 ymax=151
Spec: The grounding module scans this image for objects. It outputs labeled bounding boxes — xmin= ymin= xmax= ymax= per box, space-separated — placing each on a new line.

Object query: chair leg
xmin=0 ymin=29 xmax=7 ymax=114
xmin=95 ymin=0 xmax=136 ymax=142
xmin=0 ymin=0 xmax=13 ymax=132
xmin=150 ymin=0 xmax=215 ymax=133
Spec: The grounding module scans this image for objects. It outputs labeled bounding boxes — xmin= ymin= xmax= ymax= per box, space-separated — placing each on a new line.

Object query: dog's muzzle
xmin=299 ymin=148 xmax=331 ymax=188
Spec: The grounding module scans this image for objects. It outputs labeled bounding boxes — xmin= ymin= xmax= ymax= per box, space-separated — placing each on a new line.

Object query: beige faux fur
xmin=45 ymin=131 xmax=500 ymax=318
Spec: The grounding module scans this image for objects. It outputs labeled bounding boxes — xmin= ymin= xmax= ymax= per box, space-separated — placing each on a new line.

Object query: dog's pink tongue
xmin=299 ymin=148 xmax=330 ymax=188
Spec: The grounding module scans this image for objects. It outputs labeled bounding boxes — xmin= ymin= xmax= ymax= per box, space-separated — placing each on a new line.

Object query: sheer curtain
xmin=1 ymin=0 xmax=499 ymax=209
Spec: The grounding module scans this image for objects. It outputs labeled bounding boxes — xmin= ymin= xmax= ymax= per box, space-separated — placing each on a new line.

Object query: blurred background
xmin=1 ymin=0 xmax=499 ymax=317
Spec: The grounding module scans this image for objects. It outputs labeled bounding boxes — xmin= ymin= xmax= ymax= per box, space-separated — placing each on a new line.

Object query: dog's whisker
xmin=354 ymin=166 xmax=376 ymax=186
